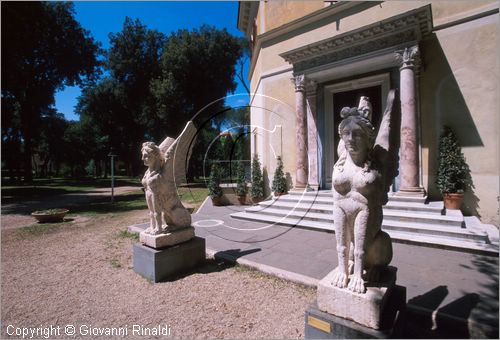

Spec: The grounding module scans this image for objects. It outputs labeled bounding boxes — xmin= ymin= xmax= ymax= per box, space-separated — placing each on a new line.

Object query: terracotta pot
xmin=443 ymin=192 xmax=464 ymax=210
xmin=274 ymin=192 xmax=286 ymax=197
xmin=237 ymin=195 xmax=246 ymax=205
xmin=211 ymin=196 xmax=223 ymax=207
xmin=251 ymin=196 xmax=264 ymax=204
xmin=31 ymin=209 xmax=69 ymax=223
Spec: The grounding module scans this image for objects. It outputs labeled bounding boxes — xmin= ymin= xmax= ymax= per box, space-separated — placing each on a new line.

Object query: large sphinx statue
xmin=141 ymin=121 xmax=197 ymax=235
xmin=330 ymin=90 xmax=399 ymax=294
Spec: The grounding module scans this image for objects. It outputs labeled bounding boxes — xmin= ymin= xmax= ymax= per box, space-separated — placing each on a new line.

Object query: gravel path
xmin=1 ymin=209 xmax=314 ymax=339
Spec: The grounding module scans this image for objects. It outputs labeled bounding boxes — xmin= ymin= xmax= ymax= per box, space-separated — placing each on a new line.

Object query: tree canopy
xmin=77 ymin=20 xmax=245 ymax=177
xmin=2 ymin=1 xmax=101 ymax=181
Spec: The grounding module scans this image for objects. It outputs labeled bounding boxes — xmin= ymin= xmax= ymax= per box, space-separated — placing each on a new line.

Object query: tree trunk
xmin=23 ymin=138 xmax=33 ymax=182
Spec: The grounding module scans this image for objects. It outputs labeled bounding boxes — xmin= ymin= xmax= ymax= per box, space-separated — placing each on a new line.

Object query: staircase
xmin=230 ymin=190 xmax=498 ymax=255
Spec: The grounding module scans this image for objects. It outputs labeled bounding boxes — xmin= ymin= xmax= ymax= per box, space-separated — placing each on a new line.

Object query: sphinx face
xmin=142 ymin=150 xmax=152 ymax=167
xmin=341 ymin=121 xmax=370 ymax=160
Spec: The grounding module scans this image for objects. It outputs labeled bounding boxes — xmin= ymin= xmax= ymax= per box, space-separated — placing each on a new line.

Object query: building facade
xmin=238 ymin=0 xmax=499 ymax=225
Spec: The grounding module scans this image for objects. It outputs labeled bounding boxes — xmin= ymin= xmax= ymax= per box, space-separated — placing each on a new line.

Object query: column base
xmin=292 ymin=185 xmax=314 ymax=192
xmin=395 ymin=187 xmax=426 ymax=197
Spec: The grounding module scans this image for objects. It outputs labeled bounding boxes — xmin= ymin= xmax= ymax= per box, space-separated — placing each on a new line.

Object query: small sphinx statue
xmin=141 ymin=121 xmax=197 ymax=235
xmin=331 ymin=90 xmax=399 ymax=294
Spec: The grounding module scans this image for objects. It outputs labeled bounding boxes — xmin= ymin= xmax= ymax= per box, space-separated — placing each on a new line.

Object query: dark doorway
xmin=332 ymin=85 xmax=382 ymax=161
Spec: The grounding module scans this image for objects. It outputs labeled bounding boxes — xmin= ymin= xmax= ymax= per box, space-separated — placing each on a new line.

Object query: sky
xmin=54 ymin=1 xmax=250 ymax=121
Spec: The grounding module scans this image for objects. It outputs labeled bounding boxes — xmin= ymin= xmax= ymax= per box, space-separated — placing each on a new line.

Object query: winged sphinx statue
xmin=330 ymin=90 xmax=399 ymax=294
xmin=141 ymin=121 xmax=197 ymax=235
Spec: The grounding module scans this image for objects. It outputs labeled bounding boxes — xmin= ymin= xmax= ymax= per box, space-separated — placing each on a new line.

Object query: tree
xmin=151 ymin=25 xmax=243 ymax=137
xmin=32 ymin=110 xmax=69 ymax=177
xmin=2 ymin=2 xmax=101 ymax=181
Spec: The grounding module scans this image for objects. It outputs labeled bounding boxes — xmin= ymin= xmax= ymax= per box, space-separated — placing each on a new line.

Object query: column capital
xmin=306 ymin=79 xmax=318 ymax=96
xmin=395 ymin=45 xmax=421 ymax=71
xmin=292 ymin=74 xmax=306 ymax=92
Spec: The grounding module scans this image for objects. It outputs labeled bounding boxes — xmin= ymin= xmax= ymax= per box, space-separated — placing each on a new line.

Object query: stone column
xmin=306 ymin=80 xmax=319 ymax=190
xmin=395 ymin=45 xmax=425 ymax=196
xmin=293 ymin=74 xmax=308 ymax=189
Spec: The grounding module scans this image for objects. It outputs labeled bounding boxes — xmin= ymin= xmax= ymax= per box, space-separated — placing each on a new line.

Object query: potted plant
xmin=208 ymin=163 xmax=223 ymax=206
xmin=271 ymin=156 xmax=288 ymax=197
xmin=31 ymin=208 xmax=69 ymax=223
xmin=250 ymin=153 xmax=264 ymax=204
xmin=436 ymin=126 xmax=472 ymax=210
xmin=235 ymin=162 xmax=247 ymax=205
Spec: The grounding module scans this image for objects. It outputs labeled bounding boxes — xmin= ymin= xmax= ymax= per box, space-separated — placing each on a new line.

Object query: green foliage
xmin=2 ymin=1 xmax=100 ymax=181
xmin=236 ymin=162 xmax=247 ymax=196
xmin=117 ymin=230 xmax=139 ymax=241
xmin=151 ymin=25 xmax=242 ymax=134
xmin=208 ymin=163 xmax=223 ymax=199
xmin=436 ymin=126 xmax=472 ymax=194
xmin=271 ymin=156 xmax=287 ymax=194
xmin=76 ymin=22 xmax=243 ymax=179
xmin=250 ymin=154 xmax=264 ymax=198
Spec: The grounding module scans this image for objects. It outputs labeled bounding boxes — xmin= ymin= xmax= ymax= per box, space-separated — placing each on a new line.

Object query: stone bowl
xmin=31 ymin=209 xmax=69 ymax=223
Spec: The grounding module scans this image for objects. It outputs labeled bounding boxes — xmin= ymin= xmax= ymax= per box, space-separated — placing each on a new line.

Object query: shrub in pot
xmin=208 ymin=163 xmax=223 ymax=206
xmin=250 ymin=154 xmax=264 ymax=204
xmin=236 ymin=162 xmax=247 ymax=205
xmin=436 ymin=126 xmax=472 ymax=210
xmin=271 ymin=156 xmax=287 ymax=197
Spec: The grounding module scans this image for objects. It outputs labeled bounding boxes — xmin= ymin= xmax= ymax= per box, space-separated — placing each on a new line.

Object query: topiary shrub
xmin=208 ymin=163 xmax=223 ymax=199
xmin=236 ymin=162 xmax=247 ymax=196
xmin=271 ymin=156 xmax=287 ymax=194
xmin=250 ymin=154 xmax=264 ymax=199
xmin=436 ymin=126 xmax=472 ymax=194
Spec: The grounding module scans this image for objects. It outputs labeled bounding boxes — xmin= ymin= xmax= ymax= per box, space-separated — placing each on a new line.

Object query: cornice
xmin=248 ymin=1 xmax=365 ymax=81
xmin=280 ymin=5 xmax=433 ymax=75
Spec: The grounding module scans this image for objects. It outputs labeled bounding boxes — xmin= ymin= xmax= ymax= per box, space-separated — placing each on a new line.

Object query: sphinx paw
xmin=348 ymin=275 xmax=366 ymax=293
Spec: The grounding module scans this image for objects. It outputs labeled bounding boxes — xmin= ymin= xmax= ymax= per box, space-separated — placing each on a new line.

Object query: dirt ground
xmin=1 ymin=194 xmax=314 ymax=339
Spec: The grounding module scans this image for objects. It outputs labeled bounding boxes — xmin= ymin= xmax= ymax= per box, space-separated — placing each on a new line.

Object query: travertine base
xmin=140 ymin=227 xmax=194 ymax=249
xmin=317 ymin=267 xmax=397 ymax=329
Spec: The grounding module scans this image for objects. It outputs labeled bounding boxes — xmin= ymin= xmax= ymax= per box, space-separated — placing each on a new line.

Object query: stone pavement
xmin=193 ymin=198 xmax=499 ymax=338
xmin=130 ymin=198 xmax=499 ymax=337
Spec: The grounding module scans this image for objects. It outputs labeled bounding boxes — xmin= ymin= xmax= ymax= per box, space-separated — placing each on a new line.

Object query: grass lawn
xmin=1 ymin=177 xmax=142 ymax=202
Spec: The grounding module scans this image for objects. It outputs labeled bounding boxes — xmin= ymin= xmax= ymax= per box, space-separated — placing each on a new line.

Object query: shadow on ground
xmin=402 ymin=254 xmax=499 ymax=338
xmin=160 ymin=258 xmax=236 ymax=282
xmin=2 ymin=192 xmax=146 ymax=216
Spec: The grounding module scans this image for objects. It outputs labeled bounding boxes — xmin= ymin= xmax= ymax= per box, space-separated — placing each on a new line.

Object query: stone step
xmin=383 ymin=210 xmax=463 ymax=227
xmin=245 ymin=206 xmax=334 ymax=222
xmin=230 ymin=211 xmax=335 ymax=231
xmin=255 ymin=201 xmax=462 ymax=227
xmin=245 ymin=207 xmax=482 ymax=242
xmin=229 ymin=211 xmax=497 ymax=255
xmin=256 ymin=200 xmax=333 ymax=213
xmin=382 ymin=220 xmax=489 ymax=243
xmin=383 ymin=201 xmax=443 ymax=214
xmin=287 ymin=190 xmax=333 ymax=197
xmin=273 ymin=195 xmax=333 ymax=204
xmin=386 ymin=230 xmax=499 ymax=256
xmin=387 ymin=194 xmax=427 ymax=204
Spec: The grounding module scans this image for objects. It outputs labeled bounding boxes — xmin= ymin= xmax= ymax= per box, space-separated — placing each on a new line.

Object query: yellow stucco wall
xmin=248 ymin=0 xmax=499 ymax=224
xmin=261 ymin=0 xmax=324 ymax=33
xmin=420 ymin=12 xmax=499 ymax=224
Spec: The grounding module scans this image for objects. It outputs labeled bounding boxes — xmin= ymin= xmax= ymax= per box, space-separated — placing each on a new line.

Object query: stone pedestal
xmin=133 ymin=237 xmax=205 ymax=282
xmin=305 ymin=284 xmax=406 ymax=339
xmin=317 ymin=267 xmax=398 ymax=330
xmin=139 ymin=227 xmax=195 ymax=249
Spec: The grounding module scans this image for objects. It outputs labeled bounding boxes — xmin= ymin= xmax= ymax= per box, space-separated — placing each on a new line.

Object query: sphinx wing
xmin=163 ymin=121 xmax=198 ymax=185
xmin=373 ymin=89 xmax=400 ymax=204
